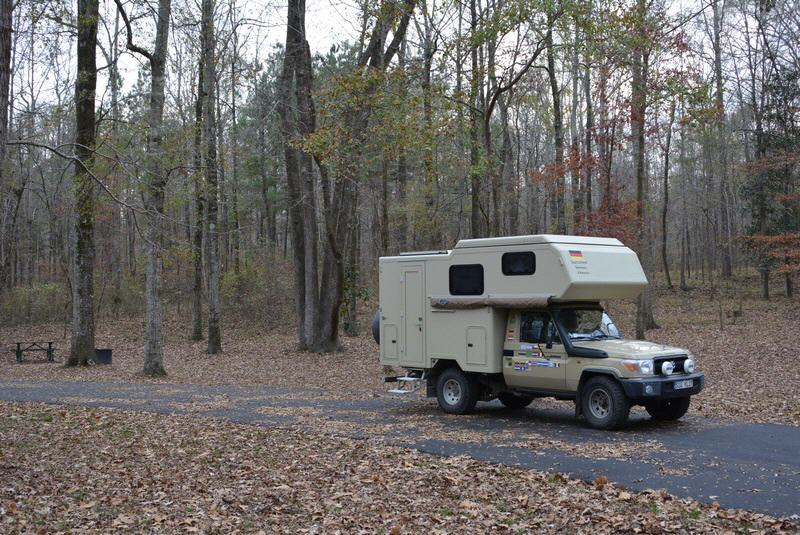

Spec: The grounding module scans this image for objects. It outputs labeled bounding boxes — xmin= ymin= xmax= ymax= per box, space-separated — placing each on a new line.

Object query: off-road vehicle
xmin=373 ymin=234 xmax=704 ymax=430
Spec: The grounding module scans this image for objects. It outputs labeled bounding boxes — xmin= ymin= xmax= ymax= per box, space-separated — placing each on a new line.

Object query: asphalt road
xmin=1 ymin=379 xmax=798 ymax=518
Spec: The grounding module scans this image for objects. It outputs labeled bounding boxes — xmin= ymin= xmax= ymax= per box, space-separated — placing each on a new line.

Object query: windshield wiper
xmin=571 ymin=333 xmax=620 ymax=341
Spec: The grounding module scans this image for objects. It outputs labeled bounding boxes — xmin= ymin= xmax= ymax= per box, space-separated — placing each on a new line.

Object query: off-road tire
xmin=436 ymin=368 xmax=479 ymax=414
xmin=581 ymin=376 xmax=630 ymax=430
xmin=497 ymin=393 xmax=534 ymax=409
xmin=645 ymin=397 xmax=691 ymax=421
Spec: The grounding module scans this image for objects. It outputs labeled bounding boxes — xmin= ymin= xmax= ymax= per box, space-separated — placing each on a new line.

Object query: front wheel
xmin=645 ymin=397 xmax=691 ymax=421
xmin=497 ymin=393 xmax=534 ymax=409
xmin=436 ymin=368 xmax=479 ymax=414
xmin=581 ymin=376 xmax=630 ymax=430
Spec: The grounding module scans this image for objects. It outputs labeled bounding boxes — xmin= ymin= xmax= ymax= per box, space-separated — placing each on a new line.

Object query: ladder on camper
xmin=385 ymin=372 xmax=425 ymax=395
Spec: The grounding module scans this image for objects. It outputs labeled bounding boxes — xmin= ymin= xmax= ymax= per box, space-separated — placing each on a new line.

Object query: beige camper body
xmin=378 ymin=235 xmax=647 ymax=372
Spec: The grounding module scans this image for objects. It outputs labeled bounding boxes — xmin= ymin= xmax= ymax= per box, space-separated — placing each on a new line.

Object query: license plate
xmin=674 ymin=379 xmax=693 ymax=390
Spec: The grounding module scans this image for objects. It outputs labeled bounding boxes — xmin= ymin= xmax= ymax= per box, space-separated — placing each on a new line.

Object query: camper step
xmin=397 ymin=376 xmax=421 ymax=383
xmin=386 ymin=375 xmax=424 ymax=395
xmin=384 ymin=373 xmax=423 ymax=384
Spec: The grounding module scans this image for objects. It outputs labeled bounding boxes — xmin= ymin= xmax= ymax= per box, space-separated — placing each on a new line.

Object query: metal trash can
xmin=95 ymin=348 xmax=112 ymax=365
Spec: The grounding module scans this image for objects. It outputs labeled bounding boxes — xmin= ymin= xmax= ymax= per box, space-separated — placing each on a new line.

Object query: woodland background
xmin=0 ymin=0 xmax=797 ymax=375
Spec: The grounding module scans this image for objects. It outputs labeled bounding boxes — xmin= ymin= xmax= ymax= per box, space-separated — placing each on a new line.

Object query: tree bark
xmin=632 ymin=0 xmax=658 ymax=339
xmin=469 ymin=0 xmax=483 ymax=238
xmin=67 ymin=0 xmax=99 ymax=367
xmin=582 ymin=48 xmax=594 ymax=222
xmin=546 ymin=20 xmax=566 ymax=234
xmin=144 ymin=0 xmax=171 ymax=376
xmin=661 ymin=100 xmax=675 ymax=290
xmin=202 ymin=0 xmax=222 ymax=353
xmin=712 ymin=0 xmax=732 ymax=279
xmin=278 ymin=0 xmax=308 ymax=349
xmin=191 ymin=52 xmax=205 ymax=341
xmin=114 ymin=0 xmax=172 ymax=375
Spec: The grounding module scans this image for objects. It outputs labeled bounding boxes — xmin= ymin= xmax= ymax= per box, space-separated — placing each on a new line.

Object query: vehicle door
xmin=503 ymin=310 xmax=567 ymax=391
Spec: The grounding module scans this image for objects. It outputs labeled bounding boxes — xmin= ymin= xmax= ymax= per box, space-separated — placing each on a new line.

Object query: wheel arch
xmin=425 ymin=359 xmax=462 ymax=397
xmin=576 ymin=368 xmax=622 ymax=417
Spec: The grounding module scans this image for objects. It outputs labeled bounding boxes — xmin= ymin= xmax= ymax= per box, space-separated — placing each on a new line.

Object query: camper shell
xmin=376 ymin=234 xmax=704 ymax=430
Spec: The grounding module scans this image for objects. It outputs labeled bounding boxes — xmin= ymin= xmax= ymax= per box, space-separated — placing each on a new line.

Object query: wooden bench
xmin=13 ymin=342 xmax=55 ymax=363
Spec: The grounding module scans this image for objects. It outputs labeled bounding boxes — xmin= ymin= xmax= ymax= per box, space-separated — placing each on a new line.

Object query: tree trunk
xmin=202 ymin=0 xmax=222 ymax=353
xmin=230 ymin=7 xmax=242 ymax=275
xmin=546 ymin=21 xmax=566 ymax=234
xmin=469 ymin=0 xmax=482 ymax=238
xmin=67 ymin=0 xmax=99 ymax=367
xmin=191 ymin=52 xmax=205 ymax=341
xmin=712 ymin=0 xmax=732 ymax=279
xmin=0 ymin=0 xmax=9 ymax=210
xmin=582 ymin=48 xmax=593 ymax=223
xmin=128 ymin=0 xmax=172 ymax=377
xmin=661 ymin=100 xmax=675 ymax=290
xmin=278 ymin=0 xmax=308 ymax=349
xmin=421 ymin=10 xmax=439 ymax=246
xmin=569 ymin=22 xmax=581 ymax=232
xmin=632 ymin=0 xmax=658 ymax=339
xmin=0 ymin=0 xmax=13 ymax=292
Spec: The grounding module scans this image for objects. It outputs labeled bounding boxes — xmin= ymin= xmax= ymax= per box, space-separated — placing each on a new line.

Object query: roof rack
xmin=398 ymin=250 xmax=448 ymax=256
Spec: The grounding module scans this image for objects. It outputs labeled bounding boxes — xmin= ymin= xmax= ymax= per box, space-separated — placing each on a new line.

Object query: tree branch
xmin=112 ymin=0 xmax=154 ymax=62
xmin=6 ymin=140 xmax=145 ymax=214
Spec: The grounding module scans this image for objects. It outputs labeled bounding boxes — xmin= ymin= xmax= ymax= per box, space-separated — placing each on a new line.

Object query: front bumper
xmin=620 ymin=372 xmax=705 ymax=401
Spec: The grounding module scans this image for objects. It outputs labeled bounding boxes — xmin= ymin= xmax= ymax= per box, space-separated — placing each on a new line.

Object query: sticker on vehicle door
xmin=533 ymin=360 xmax=561 ymax=368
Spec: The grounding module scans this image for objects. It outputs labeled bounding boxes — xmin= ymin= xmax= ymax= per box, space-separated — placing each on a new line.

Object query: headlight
xmin=684 ymin=358 xmax=695 ymax=374
xmin=622 ymin=359 xmax=654 ymax=375
xmin=662 ymin=361 xmax=675 ymax=376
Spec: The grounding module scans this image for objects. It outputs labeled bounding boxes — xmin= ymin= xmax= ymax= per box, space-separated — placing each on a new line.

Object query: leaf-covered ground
xmin=1 ymin=402 xmax=796 ymax=534
xmin=1 ymin=274 xmax=797 ymax=425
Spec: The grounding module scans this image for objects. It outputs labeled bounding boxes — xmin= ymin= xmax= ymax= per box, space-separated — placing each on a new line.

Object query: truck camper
xmin=374 ymin=235 xmax=704 ymax=429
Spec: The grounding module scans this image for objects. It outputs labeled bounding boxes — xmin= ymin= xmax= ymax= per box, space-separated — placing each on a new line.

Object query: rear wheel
xmin=497 ymin=393 xmax=534 ymax=409
xmin=436 ymin=368 xmax=479 ymax=414
xmin=581 ymin=376 xmax=630 ymax=430
xmin=645 ymin=397 xmax=691 ymax=421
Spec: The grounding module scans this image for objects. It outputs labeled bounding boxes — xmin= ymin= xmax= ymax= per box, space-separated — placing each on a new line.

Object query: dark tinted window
xmin=502 ymin=252 xmax=536 ymax=275
xmin=449 ymin=264 xmax=484 ymax=295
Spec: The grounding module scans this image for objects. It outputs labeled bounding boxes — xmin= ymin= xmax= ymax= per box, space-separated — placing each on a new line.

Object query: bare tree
xmin=203 ymin=0 xmax=222 ymax=353
xmin=114 ymin=0 xmax=172 ymax=375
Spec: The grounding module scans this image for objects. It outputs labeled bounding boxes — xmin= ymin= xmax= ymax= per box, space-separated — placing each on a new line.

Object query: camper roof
xmin=454 ymin=234 xmax=624 ymax=249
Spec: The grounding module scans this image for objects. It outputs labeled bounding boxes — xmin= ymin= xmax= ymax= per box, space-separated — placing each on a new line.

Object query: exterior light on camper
xmin=622 ymin=359 xmax=654 ymax=375
xmin=662 ymin=361 xmax=675 ymax=376
xmin=684 ymin=358 xmax=695 ymax=374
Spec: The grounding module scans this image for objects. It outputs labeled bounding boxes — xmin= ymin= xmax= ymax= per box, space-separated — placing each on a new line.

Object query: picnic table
xmin=13 ymin=342 xmax=55 ymax=363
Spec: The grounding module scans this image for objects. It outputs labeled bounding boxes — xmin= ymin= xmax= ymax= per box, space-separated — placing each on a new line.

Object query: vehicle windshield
xmin=558 ymin=308 xmax=621 ymax=341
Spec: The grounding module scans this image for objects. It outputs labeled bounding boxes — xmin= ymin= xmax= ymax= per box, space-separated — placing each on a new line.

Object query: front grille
xmin=654 ymin=355 xmax=688 ymax=374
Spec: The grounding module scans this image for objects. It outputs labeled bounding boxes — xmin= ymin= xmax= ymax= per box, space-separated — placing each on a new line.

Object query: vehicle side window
xmin=502 ymin=252 xmax=536 ymax=275
xmin=449 ymin=264 xmax=484 ymax=295
xmin=520 ymin=312 xmax=561 ymax=344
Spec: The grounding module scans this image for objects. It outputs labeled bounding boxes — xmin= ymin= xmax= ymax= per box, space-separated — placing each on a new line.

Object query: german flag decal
xmin=569 ymin=250 xmax=585 ymax=261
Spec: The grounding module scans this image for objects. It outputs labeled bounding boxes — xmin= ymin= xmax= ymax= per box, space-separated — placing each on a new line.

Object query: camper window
xmin=502 ymin=252 xmax=536 ymax=275
xmin=449 ymin=264 xmax=484 ymax=295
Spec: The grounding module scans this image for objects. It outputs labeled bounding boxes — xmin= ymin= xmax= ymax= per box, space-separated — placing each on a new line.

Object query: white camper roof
xmin=382 ymin=234 xmax=647 ymax=302
xmin=453 ymin=234 xmax=625 ymax=249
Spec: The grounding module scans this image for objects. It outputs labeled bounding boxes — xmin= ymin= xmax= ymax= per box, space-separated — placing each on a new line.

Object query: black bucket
xmin=95 ymin=348 xmax=112 ymax=365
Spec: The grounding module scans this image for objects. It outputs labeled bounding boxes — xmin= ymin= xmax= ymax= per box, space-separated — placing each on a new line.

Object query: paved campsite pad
xmin=1 ymin=379 xmax=798 ymax=519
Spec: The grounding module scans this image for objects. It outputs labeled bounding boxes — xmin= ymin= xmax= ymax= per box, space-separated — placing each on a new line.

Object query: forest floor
xmin=1 ymin=273 xmax=798 ymax=532
xmin=1 ymin=401 xmax=798 ymax=534
xmin=1 ymin=272 xmax=797 ymax=426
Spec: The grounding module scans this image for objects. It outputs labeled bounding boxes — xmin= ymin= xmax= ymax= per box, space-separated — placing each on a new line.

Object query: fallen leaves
xmin=593 ymin=475 xmax=609 ymax=490
xmin=1 ymin=402 xmax=797 ymax=534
